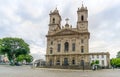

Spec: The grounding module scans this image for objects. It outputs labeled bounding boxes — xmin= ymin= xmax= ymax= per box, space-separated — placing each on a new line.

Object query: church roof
xmin=77 ymin=4 xmax=88 ymax=12
xmin=49 ymin=8 xmax=60 ymax=15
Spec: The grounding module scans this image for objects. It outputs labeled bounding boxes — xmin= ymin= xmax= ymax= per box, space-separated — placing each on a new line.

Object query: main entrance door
xmin=80 ymin=60 xmax=84 ymax=66
xmin=64 ymin=58 xmax=68 ymax=66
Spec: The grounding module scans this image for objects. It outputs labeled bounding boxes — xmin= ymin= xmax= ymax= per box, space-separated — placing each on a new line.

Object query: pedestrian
xmin=92 ymin=65 xmax=95 ymax=71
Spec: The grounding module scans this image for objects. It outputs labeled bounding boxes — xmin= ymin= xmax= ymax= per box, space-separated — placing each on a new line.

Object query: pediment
xmin=52 ymin=29 xmax=80 ymax=36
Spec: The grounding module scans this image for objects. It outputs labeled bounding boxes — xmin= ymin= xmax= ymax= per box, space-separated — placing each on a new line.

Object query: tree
xmin=91 ymin=60 xmax=99 ymax=66
xmin=0 ymin=37 xmax=30 ymax=65
xmin=16 ymin=54 xmax=33 ymax=63
xmin=95 ymin=60 xmax=99 ymax=64
xmin=110 ymin=58 xmax=120 ymax=68
xmin=25 ymin=54 xmax=33 ymax=63
xmin=0 ymin=39 xmax=2 ymax=54
xmin=116 ymin=51 xmax=120 ymax=58
xmin=16 ymin=55 xmax=25 ymax=62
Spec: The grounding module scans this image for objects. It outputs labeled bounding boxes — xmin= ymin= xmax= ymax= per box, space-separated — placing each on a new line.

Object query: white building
xmin=33 ymin=59 xmax=45 ymax=67
xmin=89 ymin=52 xmax=110 ymax=68
xmin=0 ymin=54 xmax=9 ymax=63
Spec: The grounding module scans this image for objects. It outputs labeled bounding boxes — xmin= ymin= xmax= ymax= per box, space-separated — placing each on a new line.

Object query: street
xmin=0 ymin=65 xmax=120 ymax=77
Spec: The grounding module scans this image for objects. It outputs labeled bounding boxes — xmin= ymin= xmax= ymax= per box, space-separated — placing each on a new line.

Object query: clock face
xmin=80 ymin=24 xmax=85 ymax=28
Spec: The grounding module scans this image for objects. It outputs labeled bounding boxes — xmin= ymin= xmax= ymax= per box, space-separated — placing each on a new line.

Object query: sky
xmin=0 ymin=0 xmax=120 ymax=59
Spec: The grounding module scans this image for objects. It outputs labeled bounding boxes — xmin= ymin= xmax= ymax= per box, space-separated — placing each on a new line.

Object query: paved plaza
xmin=0 ymin=65 xmax=120 ymax=77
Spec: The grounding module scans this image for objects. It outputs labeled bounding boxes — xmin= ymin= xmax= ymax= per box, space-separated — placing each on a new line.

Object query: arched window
xmin=64 ymin=42 xmax=69 ymax=52
xmin=51 ymin=41 xmax=53 ymax=45
xmin=50 ymin=48 xmax=53 ymax=54
xmin=81 ymin=15 xmax=84 ymax=21
xmin=57 ymin=44 xmax=61 ymax=52
xmin=81 ymin=46 xmax=84 ymax=53
xmin=81 ymin=39 xmax=84 ymax=43
xmin=72 ymin=43 xmax=75 ymax=51
xmin=53 ymin=18 xmax=55 ymax=23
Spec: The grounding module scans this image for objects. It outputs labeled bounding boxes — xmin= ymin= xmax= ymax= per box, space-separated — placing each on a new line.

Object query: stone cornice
xmin=77 ymin=21 xmax=88 ymax=23
xmin=45 ymin=52 xmax=109 ymax=56
xmin=46 ymin=28 xmax=90 ymax=37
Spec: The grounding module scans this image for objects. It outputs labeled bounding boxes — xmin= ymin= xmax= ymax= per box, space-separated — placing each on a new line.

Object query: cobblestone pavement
xmin=0 ymin=65 xmax=120 ymax=77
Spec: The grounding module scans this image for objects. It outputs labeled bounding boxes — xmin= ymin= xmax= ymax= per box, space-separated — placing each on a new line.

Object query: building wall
xmin=89 ymin=52 xmax=110 ymax=67
xmin=45 ymin=5 xmax=110 ymax=68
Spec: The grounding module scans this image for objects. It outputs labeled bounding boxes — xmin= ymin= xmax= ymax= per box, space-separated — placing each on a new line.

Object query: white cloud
xmin=87 ymin=0 xmax=120 ymax=15
xmin=30 ymin=44 xmax=46 ymax=60
xmin=18 ymin=0 xmax=44 ymax=19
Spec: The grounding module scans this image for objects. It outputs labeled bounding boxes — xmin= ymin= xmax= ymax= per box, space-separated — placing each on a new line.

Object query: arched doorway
xmin=81 ymin=60 xmax=84 ymax=66
xmin=64 ymin=58 xmax=68 ymax=66
xmin=49 ymin=59 xmax=53 ymax=66
xmin=56 ymin=60 xmax=60 ymax=65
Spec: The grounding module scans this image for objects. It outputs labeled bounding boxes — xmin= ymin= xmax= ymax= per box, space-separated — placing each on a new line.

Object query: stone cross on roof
xmin=82 ymin=0 xmax=83 ymax=7
xmin=65 ymin=18 xmax=69 ymax=24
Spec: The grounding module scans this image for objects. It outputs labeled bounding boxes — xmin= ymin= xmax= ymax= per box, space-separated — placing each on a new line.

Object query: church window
xmin=102 ymin=55 xmax=104 ymax=58
xmin=81 ymin=15 xmax=84 ymax=21
xmin=81 ymin=46 xmax=84 ymax=53
xmin=51 ymin=41 xmax=53 ymax=45
xmin=81 ymin=39 xmax=84 ymax=43
xmin=53 ymin=18 xmax=55 ymax=23
xmin=64 ymin=42 xmax=69 ymax=52
xmin=50 ymin=48 xmax=53 ymax=54
xmin=57 ymin=44 xmax=61 ymax=52
xmin=72 ymin=43 xmax=75 ymax=51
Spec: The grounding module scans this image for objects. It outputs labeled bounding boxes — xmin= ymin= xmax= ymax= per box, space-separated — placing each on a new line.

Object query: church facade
xmin=45 ymin=5 xmax=110 ymax=68
xmin=46 ymin=5 xmax=90 ymax=67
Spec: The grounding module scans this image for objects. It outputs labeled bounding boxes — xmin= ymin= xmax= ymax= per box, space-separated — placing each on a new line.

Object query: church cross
xmin=65 ymin=18 xmax=69 ymax=24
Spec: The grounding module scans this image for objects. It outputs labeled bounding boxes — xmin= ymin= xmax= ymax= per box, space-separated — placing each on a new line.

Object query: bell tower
xmin=49 ymin=8 xmax=61 ymax=32
xmin=77 ymin=4 xmax=88 ymax=32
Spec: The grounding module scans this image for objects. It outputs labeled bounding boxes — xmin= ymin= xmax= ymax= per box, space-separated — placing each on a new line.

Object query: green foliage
xmin=25 ymin=55 xmax=33 ymax=63
xmin=116 ymin=51 xmax=120 ymax=58
xmin=0 ymin=39 xmax=2 ymax=54
xmin=16 ymin=55 xmax=25 ymax=62
xmin=110 ymin=58 xmax=120 ymax=67
xmin=16 ymin=54 xmax=33 ymax=63
xmin=95 ymin=60 xmax=99 ymax=64
xmin=0 ymin=37 xmax=30 ymax=65
xmin=90 ymin=62 xmax=94 ymax=66
xmin=91 ymin=60 xmax=99 ymax=66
